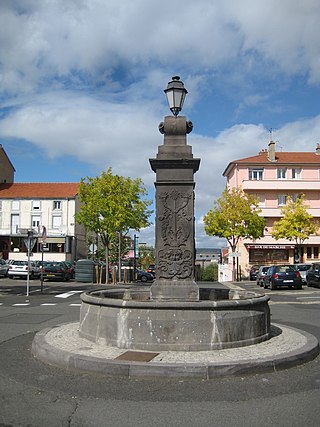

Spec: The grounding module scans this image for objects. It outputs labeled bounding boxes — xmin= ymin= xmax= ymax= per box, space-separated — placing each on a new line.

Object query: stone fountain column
xmin=149 ymin=115 xmax=200 ymax=301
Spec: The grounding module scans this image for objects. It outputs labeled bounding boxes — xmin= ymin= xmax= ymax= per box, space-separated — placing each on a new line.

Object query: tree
xmin=138 ymin=245 xmax=155 ymax=270
xmin=271 ymin=195 xmax=318 ymax=263
xmin=76 ymin=168 xmax=152 ymax=283
xmin=203 ymin=187 xmax=265 ymax=280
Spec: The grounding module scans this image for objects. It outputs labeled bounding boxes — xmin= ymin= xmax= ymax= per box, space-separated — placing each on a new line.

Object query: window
xmin=0 ymin=201 xmax=2 ymax=211
xmin=292 ymin=168 xmax=301 ymax=179
xmin=314 ymin=247 xmax=319 ymax=259
xmin=53 ymin=200 xmax=62 ymax=210
xmin=249 ymin=168 xmax=263 ymax=180
xmin=278 ymin=194 xmax=287 ymax=206
xmin=252 ymin=193 xmax=265 ymax=207
xmin=32 ymin=200 xmax=41 ymax=210
xmin=52 ymin=215 xmax=62 ymax=229
xmin=12 ymin=201 xmax=20 ymax=211
xmin=277 ymin=168 xmax=287 ymax=179
xmin=31 ymin=215 xmax=41 ymax=228
xmin=11 ymin=213 xmax=20 ymax=234
xmin=292 ymin=193 xmax=302 ymax=202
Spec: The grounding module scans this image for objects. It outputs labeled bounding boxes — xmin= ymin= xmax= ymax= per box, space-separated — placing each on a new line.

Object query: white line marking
xmin=296 ymin=296 xmax=320 ymax=300
xmin=13 ymin=303 xmax=30 ymax=306
xmin=41 ymin=303 xmax=57 ymax=306
xmin=270 ymin=301 xmax=320 ymax=305
xmin=69 ymin=303 xmax=81 ymax=307
xmin=55 ymin=290 xmax=83 ymax=299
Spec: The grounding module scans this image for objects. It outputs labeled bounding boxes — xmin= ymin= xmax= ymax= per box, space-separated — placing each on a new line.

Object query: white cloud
xmin=1 ymin=0 xmax=320 ymax=248
xmin=1 ymin=0 xmax=320 ymax=94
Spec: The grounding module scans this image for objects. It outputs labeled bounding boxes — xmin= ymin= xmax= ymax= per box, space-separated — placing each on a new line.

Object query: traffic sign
xmin=24 ymin=238 xmax=36 ymax=252
xmin=229 ymin=252 xmax=241 ymax=257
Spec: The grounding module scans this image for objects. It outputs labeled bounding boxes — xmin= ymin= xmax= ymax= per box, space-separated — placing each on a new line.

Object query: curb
xmin=31 ymin=323 xmax=319 ymax=379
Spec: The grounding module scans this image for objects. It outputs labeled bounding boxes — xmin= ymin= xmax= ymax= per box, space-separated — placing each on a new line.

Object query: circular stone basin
xmin=79 ymin=288 xmax=271 ymax=351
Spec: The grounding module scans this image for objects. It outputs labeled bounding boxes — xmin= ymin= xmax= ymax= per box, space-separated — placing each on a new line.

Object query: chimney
xmin=268 ymin=141 xmax=276 ymax=162
xmin=316 ymin=144 xmax=320 ymax=155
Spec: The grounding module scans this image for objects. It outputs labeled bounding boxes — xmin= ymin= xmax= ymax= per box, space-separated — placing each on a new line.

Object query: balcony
xmin=242 ymin=179 xmax=320 ymax=191
xmin=259 ymin=207 xmax=320 ymax=218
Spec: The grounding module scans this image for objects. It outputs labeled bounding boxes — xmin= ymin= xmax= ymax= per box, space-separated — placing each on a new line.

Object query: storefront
xmin=246 ymin=244 xmax=295 ymax=264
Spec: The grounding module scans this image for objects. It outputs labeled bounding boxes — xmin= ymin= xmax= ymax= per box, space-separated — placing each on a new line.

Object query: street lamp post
xmin=26 ymin=229 xmax=34 ymax=297
xmin=40 ymin=226 xmax=47 ymax=293
xmin=150 ymin=76 xmax=200 ymax=301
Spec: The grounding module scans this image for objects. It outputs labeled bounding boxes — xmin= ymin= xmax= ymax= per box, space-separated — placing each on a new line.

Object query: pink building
xmin=223 ymin=142 xmax=320 ymax=275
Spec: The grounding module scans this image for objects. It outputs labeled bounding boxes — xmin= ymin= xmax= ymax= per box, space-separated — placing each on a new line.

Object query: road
xmin=0 ymin=278 xmax=320 ymax=427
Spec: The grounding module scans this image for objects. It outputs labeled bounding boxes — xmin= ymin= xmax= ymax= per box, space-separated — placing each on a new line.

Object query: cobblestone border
xmin=32 ymin=322 xmax=319 ymax=379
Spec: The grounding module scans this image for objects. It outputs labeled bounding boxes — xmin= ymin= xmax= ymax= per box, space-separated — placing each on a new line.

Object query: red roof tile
xmin=0 ymin=183 xmax=79 ymax=199
xmin=223 ymin=151 xmax=320 ymax=176
xmin=235 ymin=151 xmax=320 ymax=164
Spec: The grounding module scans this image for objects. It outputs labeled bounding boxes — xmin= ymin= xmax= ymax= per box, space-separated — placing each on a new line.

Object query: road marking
xmin=270 ymin=301 xmax=320 ymax=305
xmin=41 ymin=303 xmax=57 ymax=306
xmin=12 ymin=303 xmax=30 ymax=306
xmin=69 ymin=303 xmax=81 ymax=307
xmin=55 ymin=290 xmax=83 ymax=299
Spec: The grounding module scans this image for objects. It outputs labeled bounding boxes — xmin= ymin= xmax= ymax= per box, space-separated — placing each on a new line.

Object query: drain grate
xmin=115 ymin=351 xmax=159 ymax=362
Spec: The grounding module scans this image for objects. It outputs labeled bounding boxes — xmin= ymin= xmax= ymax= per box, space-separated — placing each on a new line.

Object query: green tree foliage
xmin=76 ymin=168 xmax=152 ymax=283
xmin=138 ymin=245 xmax=155 ymax=270
xmin=271 ymin=195 xmax=318 ymax=262
xmin=203 ymin=187 xmax=265 ymax=280
xmin=200 ymin=263 xmax=218 ymax=281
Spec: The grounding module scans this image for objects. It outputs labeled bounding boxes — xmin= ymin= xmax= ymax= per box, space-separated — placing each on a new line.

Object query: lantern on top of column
xmin=164 ymin=76 xmax=188 ymax=116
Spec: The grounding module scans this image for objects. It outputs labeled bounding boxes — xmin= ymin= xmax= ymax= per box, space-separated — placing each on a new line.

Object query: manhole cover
xmin=115 ymin=351 xmax=159 ymax=362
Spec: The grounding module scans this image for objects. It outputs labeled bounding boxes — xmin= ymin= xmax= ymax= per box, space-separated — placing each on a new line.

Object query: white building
xmin=0 ymin=146 xmax=86 ymax=262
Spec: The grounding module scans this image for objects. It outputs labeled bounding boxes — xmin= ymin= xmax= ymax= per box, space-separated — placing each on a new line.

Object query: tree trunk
xmin=230 ymin=243 xmax=236 ymax=282
xmin=105 ymin=245 xmax=109 ymax=285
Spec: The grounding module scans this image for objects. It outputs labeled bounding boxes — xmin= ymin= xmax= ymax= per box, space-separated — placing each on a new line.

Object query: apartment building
xmin=223 ymin=142 xmax=320 ymax=274
xmin=0 ymin=146 xmax=86 ymax=262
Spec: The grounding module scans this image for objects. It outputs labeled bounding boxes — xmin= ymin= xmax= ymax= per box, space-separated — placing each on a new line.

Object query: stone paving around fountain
xmin=32 ymin=319 xmax=319 ymax=378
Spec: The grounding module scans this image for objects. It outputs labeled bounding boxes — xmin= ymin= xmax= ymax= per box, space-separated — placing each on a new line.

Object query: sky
xmin=1 ymin=0 xmax=320 ymax=248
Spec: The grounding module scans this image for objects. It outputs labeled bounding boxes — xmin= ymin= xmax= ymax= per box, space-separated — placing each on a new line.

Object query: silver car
xmin=256 ymin=265 xmax=270 ymax=287
xmin=295 ymin=264 xmax=312 ymax=283
xmin=0 ymin=259 xmax=9 ymax=277
xmin=7 ymin=260 xmax=40 ymax=279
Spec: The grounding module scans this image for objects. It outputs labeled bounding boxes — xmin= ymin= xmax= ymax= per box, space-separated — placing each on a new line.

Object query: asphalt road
xmin=0 ymin=278 xmax=320 ymax=427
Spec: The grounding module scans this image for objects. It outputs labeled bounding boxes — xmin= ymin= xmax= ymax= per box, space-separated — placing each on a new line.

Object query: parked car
xmin=0 ymin=259 xmax=9 ymax=277
xmin=263 ymin=264 xmax=302 ymax=290
xmin=295 ymin=263 xmax=312 ymax=284
xmin=306 ymin=263 xmax=320 ymax=288
xmin=249 ymin=265 xmax=259 ymax=280
xmin=136 ymin=269 xmax=154 ymax=282
xmin=256 ymin=265 xmax=270 ymax=287
xmin=40 ymin=261 xmax=72 ymax=281
xmin=147 ymin=264 xmax=155 ymax=277
xmin=8 ymin=260 xmax=40 ymax=279
xmin=64 ymin=261 xmax=75 ymax=279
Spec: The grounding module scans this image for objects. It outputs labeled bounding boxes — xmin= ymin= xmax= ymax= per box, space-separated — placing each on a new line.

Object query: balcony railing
xmin=242 ymin=179 xmax=320 ymax=191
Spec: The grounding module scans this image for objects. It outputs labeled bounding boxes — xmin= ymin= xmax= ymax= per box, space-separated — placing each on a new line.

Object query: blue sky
xmin=1 ymin=0 xmax=320 ymax=248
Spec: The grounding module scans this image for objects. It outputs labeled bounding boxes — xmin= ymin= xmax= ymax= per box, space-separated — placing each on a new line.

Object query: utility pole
xmin=26 ymin=230 xmax=34 ymax=297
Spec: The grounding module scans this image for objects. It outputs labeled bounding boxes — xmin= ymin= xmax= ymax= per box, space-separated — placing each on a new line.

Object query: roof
xmin=0 ymin=183 xmax=79 ymax=199
xmin=223 ymin=150 xmax=320 ymax=176
xmin=0 ymin=144 xmax=15 ymax=171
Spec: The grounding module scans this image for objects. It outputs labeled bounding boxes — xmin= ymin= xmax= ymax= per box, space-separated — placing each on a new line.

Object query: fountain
xmin=78 ymin=76 xmax=271 ymax=351
xmin=32 ymin=76 xmax=319 ymax=377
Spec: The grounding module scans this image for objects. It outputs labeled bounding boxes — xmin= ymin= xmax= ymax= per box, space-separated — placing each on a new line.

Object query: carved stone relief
xmin=157 ymin=189 xmax=194 ymax=279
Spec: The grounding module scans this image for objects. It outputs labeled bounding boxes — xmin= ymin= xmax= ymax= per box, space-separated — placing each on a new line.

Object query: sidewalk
xmin=6 ymin=278 xmax=316 ymax=379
